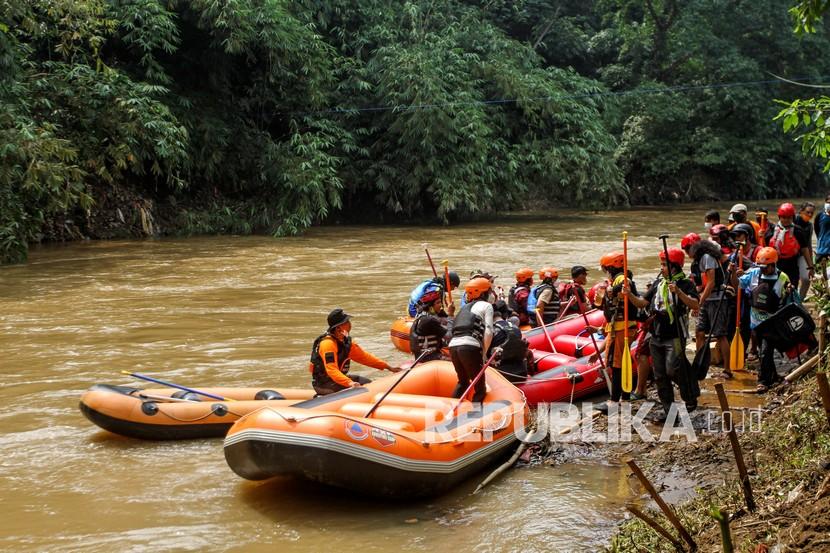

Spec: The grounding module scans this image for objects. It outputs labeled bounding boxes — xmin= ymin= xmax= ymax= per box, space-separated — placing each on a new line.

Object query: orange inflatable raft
xmin=79 ymin=384 xmax=315 ymax=440
xmin=224 ymin=361 xmax=528 ymax=498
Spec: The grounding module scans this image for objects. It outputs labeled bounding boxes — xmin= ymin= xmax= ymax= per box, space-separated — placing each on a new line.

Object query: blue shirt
xmin=815 ymin=211 xmax=830 ymax=256
xmin=738 ymin=267 xmax=795 ymax=329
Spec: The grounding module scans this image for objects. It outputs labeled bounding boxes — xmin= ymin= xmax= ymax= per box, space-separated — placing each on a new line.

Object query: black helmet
xmin=493 ymin=300 xmax=510 ymax=319
xmin=731 ymin=223 xmax=754 ymax=239
xmin=448 ymin=271 xmax=460 ymax=287
xmin=327 ymin=308 xmax=351 ymax=330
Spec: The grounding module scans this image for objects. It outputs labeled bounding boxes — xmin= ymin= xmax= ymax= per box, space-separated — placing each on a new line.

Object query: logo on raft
xmin=371 ymin=427 xmax=397 ymax=447
xmin=344 ymin=420 xmax=369 ymax=441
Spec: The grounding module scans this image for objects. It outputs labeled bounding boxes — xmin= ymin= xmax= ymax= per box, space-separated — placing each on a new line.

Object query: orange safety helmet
xmin=680 ymin=232 xmax=701 ymax=250
xmin=599 ymin=251 xmax=624 ymax=269
xmin=778 ymin=202 xmax=796 ymax=218
xmin=464 ymin=277 xmax=492 ymax=299
xmin=756 ymin=247 xmax=779 ymax=265
xmin=515 ymin=267 xmax=534 ymax=282
xmin=659 ymin=247 xmax=685 ymax=267
xmin=539 ymin=267 xmax=558 ymax=281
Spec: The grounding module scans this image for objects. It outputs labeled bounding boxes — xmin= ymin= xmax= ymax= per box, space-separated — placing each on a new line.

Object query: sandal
xmin=630 ymin=392 xmax=647 ymax=401
xmin=755 ymin=384 xmax=769 ymax=393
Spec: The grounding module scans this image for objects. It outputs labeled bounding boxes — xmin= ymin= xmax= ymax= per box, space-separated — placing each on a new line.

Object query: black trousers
xmin=759 ymin=338 xmax=778 ymax=387
xmin=313 ymin=374 xmax=371 ymax=396
xmin=650 ymin=337 xmax=698 ymax=412
xmin=450 ymin=345 xmax=487 ymax=403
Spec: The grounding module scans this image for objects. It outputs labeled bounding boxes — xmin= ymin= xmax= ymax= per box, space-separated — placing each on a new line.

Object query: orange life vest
xmin=769 ymin=224 xmax=800 ymax=259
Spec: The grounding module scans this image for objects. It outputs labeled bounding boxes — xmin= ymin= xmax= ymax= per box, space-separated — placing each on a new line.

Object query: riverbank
xmin=602 ymin=363 xmax=830 ymax=552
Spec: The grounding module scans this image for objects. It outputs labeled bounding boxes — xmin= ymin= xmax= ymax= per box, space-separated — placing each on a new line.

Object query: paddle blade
xmin=730 ymin=330 xmax=746 ymax=371
xmin=693 ymin=345 xmax=711 ymax=380
xmin=621 ymin=338 xmax=633 ymax=393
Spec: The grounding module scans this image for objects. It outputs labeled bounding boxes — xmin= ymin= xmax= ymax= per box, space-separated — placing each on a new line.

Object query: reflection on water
xmin=0 ymin=206 xmax=777 ymax=551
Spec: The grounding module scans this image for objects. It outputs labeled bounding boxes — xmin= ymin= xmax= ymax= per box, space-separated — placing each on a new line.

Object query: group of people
xmin=306 ymin=200 xmax=825 ymax=421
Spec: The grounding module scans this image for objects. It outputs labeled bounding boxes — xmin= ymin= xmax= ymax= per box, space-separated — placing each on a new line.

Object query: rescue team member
xmin=489 ymin=301 xmax=533 ymax=383
xmin=680 ymin=233 xmax=702 ymax=290
xmin=815 ymin=194 xmax=830 ymax=278
xmin=527 ymin=267 xmax=560 ymax=326
xmin=766 ymin=202 xmax=813 ymax=291
xmin=560 ymin=265 xmax=589 ymax=315
xmin=727 ymin=203 xmax=762 ymax=244
xmin=733 ymin=248 xmax=795 ymax=393
xmin=731 ymin=223 xmax=760 ymax=262
xmin=309 ymin=309 xmax=401 ymax=396
xmin=709 ymin=224 xmax=733 ymax=255
xmin=461 ymin=270 xmax=500 ymax=305
xmin=407 ymin=272 xmax=460 ymax=317
xmin=704 ymin=210 xmax=721 ymax=231
xmin=448 ymin=278 xmax=495 ymax=404
xmin=794 ymin=201 xmax=816 ymax=298
xmin=409 ymin=289 xmax=454 ymax=362
xmin=592 ymin=251 xmax=642 ymax=412
xmin=508 ymin=267 xmax=534 ymax=326
xmin=627 ymin=248 xmax=700 ymax=419
xmin=690 ymin=237 xmax=734 ymax=379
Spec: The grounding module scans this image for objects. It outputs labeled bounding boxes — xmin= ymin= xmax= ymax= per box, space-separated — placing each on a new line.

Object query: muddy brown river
xmin=0 ymin=205 xmax=789 ymax=551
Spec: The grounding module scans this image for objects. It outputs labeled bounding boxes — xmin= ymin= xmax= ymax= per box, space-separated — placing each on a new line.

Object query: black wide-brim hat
xmin=327 ymin=308 xmax=351 ymax=330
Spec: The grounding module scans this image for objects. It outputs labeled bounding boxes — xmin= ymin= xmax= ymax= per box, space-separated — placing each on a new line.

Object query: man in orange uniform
xmin=309 ymin=308 xmax=401 ymax=396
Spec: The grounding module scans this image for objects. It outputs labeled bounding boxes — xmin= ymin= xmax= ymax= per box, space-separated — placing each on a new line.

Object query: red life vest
xmin=769 ymin=224 xmax=800 ymax=259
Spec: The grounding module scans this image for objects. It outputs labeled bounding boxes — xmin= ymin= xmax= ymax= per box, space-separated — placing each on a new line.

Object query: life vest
xmin=491 ymin=319 xmax=527 ymax=367
xmin=769 ymin=224 xmax=800 ymax=259
xmin=408 ymin=280 xmax=443 ymax=316
xmin=689 ymin=258 xmax=702 ymax=289
xmin=527 ymin=283 xmax=560 ymax=323
xmin=507 ymin=284 xmax=529 ymax=312
xmin=560 ymin=282 xmax=586 ymax=313
xmin=452 ymin=300 xmax=485 ymax=344
xmin=750 ymin=271 xmax=782 ymax=314
xmin=409 ymin=312 xmax=443 ymax=356
xmin=308 ymin=333 xmax=352 ymax=387
xmin=695 ymin=252 xmax=729 ymax=293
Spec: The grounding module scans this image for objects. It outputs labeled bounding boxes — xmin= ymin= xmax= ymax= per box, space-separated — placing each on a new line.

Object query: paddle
xmin=621 ymin=231 xmax=633 ymax=393
xmin=536 ymin=311 xmax=559 ymax=353
xmin=422 ymin=243 xmax=439 ymax=278
xmin=450 ymin=350 xmax=500 ymax=417
xmin=121 ymin=371 xmax=234 ymax=401
xmin=581 ymin=311 xmax=612 ymax=395
xmin=365 ymin=350 xmax=431 ymax=418
xmin=757 ymin=212 xmax=768 ymax=247
xmin=730 ymin=242 xmax=746 ymax=370
xmin=442 ymin=259 xmax=453 ymax=305
xmin=556 ymin=296 xmax=575 ymax=320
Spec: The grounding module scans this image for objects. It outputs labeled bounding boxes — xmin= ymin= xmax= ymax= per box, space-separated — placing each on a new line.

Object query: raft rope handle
xmin=255 ymin=406 xmax=528 ymax=447
xmin=151 ymin=405 xmax=246 ymax=422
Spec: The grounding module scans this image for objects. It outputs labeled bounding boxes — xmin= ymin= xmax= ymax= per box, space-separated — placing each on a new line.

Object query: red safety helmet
xmin=659 ymin=247 xmax=685 ymax=267
xmin=680 ymin=232 xmax=701 ymax=250
xmin=539 ymin=267 xmax=558 ymax=281
xmin=599 ymin=251 xmax=625 ymax=269
xmin=515 ymin=267 xmax=534 ymax=282
xmin=464 ymin=277 xmax=492 ymax=299
xmin=756 ymin=247 xmax=779 ymax=265
xmin=778 ymin=202 xmax=796 ymax=218
xmin=709 ymin=224 xmax=729 ymax=238
xmin=419 ymin=289 xmax=442 ymax=305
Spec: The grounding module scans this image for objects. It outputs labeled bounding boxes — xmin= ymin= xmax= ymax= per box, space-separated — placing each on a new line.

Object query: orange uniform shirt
xmin=317 ymin=337 xmax=388 ymax=387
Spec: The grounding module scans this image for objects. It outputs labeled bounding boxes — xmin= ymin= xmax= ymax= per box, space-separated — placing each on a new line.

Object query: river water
xmin=0 ymin=206 xmax=775 ymax=551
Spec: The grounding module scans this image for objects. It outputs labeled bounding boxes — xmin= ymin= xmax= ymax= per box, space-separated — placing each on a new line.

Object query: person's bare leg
xmin=718 ymin=336 xmax=732 ymax=377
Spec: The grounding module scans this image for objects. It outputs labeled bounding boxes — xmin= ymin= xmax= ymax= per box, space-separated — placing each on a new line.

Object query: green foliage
xmin=776 ymin=1 xmax=830 ymax=172
xmin=2 ymin=0 xmax=830 ymax=263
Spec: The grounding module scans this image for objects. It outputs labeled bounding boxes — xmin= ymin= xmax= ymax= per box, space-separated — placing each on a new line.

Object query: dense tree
xmin=1 ymin=0 xmax=829 ymax=263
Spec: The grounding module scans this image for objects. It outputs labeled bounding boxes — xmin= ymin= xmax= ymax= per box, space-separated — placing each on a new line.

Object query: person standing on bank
xmin=309 ymin=309 xmax=401 ymax=396
xmin=627 ymin=248 xmax=700 ymax=418
xmin=794 ymin=201 xmax=816 ymax=298
xmin=815 ymin=194 xmax=830 ymax=279
xmin=448 ymin=278 xmax=495 ymax=404
xmin=690 ymin=236 xmax=734 ymax=379
xmin=766 ymin=202 xmax=813 ymax=292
